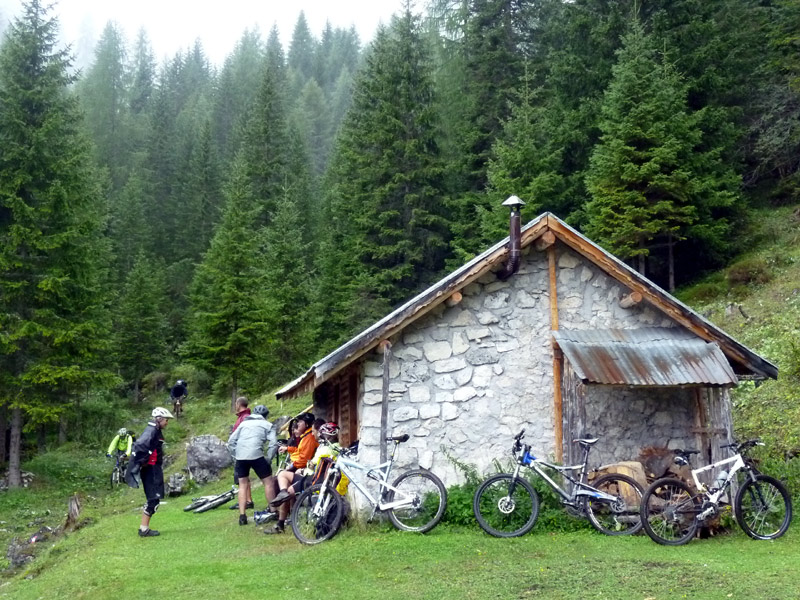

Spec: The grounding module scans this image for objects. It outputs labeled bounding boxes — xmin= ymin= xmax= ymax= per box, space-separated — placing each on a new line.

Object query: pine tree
xmin=584 ymin=21 xmax=736 ymax=289
xmin=0 ymin=0 xmax=110 ymax=486
xmin=184 ymin=154 xmax=269 ymax=408
xmin=114 ymin=253 xmax=168 ymax=400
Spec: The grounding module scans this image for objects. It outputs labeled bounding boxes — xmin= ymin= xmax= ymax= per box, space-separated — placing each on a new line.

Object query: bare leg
xmin=238 ymin=477 xmax=251 ymax=515
xmin=140 ymin=513 xmax=151 ymax=530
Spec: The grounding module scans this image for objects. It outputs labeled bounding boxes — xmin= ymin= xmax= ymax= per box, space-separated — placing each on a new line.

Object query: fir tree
xmin=0 ymin=0 xmax=110 ymax=485
xmin=114 ymin=253 xmax=168 ymax=400
xmin=184 ymin=154 xmax=269 ymax=408
xmin=584 ymin=21 xmax=735 ymax=289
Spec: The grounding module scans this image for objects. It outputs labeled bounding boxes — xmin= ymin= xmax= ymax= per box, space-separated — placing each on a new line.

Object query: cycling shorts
xmin=234 ymin=457 xmax=272 ymax=480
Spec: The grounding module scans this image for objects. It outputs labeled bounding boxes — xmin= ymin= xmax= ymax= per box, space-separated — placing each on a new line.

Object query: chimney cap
xmin=502 ymin=195 xmax=525 ymax=207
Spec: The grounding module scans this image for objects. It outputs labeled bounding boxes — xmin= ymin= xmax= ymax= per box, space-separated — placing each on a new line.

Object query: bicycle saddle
xmin=573 ymin=437 xmax=598 ymax=446
xmin=387 ymin=434 xmax=410 ymax=443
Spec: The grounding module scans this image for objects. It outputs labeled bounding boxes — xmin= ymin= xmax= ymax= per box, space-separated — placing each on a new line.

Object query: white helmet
xmin=152 ymin=407 xmax=175 ymax=419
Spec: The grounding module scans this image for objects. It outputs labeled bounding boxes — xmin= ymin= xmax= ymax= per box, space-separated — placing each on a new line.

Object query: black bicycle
xmin=109 ymin=454 xmax=127 ymax=488
xmin=183 ymin=486 xmax=238 ymax=513
xmin=473 ymin=430 xmax=643 ymax=537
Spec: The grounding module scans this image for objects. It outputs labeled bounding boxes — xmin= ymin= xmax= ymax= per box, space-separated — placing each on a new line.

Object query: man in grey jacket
xmin=227 ymin=404 xmax=277 ymax=525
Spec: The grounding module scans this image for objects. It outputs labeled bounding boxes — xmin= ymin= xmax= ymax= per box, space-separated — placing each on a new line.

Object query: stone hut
xmin=276 ymin=211 xmax=777 ymax=486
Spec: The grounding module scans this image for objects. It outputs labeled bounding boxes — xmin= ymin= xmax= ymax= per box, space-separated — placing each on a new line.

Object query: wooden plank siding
xmin=313 ymin=363 xmax=361 ymax=447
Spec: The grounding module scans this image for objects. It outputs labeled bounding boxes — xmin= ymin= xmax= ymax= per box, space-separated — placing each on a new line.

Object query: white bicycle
xmin=640 ymin=439 xmax=792 ymax=545
xmin=290 ymin=434 xmax=448 ymax=544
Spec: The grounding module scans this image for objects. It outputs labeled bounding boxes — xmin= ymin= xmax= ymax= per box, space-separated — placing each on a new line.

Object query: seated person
xmin=257 ymin=412 xmax=318 ymax=534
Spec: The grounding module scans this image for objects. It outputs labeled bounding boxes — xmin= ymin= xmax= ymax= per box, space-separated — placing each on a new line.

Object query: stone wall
xmin=352 ymin=244 xmax=700 ymax=487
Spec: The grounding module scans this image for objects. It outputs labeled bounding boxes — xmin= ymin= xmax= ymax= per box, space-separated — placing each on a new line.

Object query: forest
xmin=0 ymin=0 xmax=798 ymax=488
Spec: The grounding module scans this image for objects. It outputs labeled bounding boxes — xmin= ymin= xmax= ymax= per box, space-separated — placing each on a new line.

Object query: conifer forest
xmin=1 ymin=0 xmax=799 ymax=486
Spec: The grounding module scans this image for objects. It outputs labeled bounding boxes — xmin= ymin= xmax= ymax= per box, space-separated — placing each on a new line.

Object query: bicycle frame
xmin=516 ymin=448 xmax=620 ymax=507
xmin=319 ymin=441 xmax=417 ymax=517
xmin=691 ymin=453 xmax=746 ymax=505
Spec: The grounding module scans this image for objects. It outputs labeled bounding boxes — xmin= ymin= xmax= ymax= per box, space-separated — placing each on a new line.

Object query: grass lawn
xmin=2 ymin=484 xmax=798 ymax=600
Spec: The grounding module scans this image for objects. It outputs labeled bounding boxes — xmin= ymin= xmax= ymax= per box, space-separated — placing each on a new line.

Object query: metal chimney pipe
xmin=498 ymin=195 xmax=525 ymax=281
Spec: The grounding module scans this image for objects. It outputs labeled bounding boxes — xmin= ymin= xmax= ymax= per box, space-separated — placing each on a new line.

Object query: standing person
xmin=229 ymin=396 xmax=254 ymax=510
xmin=125 ymin=407 xmax=174 ymax=537
xmin=227 ymin=405 xmax=277 ymax=526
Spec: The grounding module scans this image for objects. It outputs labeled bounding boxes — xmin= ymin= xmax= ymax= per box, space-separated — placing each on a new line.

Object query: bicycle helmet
xmin=152 ymin=407 xmax=175 ymax=419
xmin=318 ymin=422 xmax=339 ymax=439
xmin=253 ymin=404 xmax=269 ymax=417
xmin=118 ymin=427 xmax=128 ymax=437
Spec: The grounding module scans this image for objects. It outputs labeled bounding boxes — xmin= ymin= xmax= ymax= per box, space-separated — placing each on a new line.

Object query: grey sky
xmin=0 ymin=0 xmax=402 ymax=66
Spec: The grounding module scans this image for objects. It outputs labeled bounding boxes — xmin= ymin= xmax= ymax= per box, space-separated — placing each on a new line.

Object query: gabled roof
xmin=277 ymin=213 xmax=777 ymax=399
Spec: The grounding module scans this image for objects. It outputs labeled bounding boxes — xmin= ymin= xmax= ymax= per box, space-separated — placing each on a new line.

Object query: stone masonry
xmin=350 ymin=244 xmax=710 ymax=487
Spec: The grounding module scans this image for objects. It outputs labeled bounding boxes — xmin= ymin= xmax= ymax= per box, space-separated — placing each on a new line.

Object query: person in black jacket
xmin=126 ymin=407 xmax=174 ymax=537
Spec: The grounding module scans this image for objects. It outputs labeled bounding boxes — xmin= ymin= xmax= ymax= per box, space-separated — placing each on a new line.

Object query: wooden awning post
xmin=547 ymin=243 xmax=563 ymax=462
xmin=380 ymin=340 xmax=392 ymax=464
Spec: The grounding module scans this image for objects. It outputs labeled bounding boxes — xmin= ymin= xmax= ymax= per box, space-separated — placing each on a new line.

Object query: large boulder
xmin=186 ymin=434 xmax=232 ymax=484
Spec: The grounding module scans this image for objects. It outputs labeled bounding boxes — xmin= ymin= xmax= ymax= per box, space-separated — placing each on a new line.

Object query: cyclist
xmin=227 ymin=404 xmax=277 ymax=526
xmin=259 ymin=412 xmax=318 ymax=534
xmin=125 ymin=407 xmax=174 ymax=537
xmin=229 ymin=396 xmax=254 ymax=510
xmin=107 ymin=427 xmax=133 ymax=462
xmin=170 ymin=379 xmax=188 ymax=415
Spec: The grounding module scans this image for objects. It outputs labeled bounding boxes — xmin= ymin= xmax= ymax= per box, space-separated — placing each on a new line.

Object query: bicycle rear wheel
xmin=734 ymin=474 xmax=792 ymax=540
xmin=584 ymin=473 xmax=643 ymax=536
xmin=386 ymin=469 xmax=447 ymax=533
xmin=641 ymin=477 xmax=699 ymax=545
xmin=473 ymin=473 xmax=539 ymax=538
xmin=291 ymin=484 xmax=344 ymax=545
xmin=194 ymin=493 xmax=234 ymax=513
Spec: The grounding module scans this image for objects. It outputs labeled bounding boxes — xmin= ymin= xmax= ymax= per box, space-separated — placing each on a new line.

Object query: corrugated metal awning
xmin=553 ymin=328 xmax=738 ymax=387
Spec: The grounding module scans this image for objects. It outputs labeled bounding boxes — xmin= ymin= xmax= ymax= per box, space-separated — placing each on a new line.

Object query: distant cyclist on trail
xmin=107 ymin=428 xmax=133 ymax=461
xmin=170 ymin=379 xmax=188 ymax=416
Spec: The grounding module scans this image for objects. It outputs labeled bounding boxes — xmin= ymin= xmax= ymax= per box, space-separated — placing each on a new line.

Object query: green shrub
xmin=755 ymin=456 xmax=800 ymax=507
xmin=726 ymin=258 xmax=771 ymax=286
xmin=680 ymin=281 xmax=728 ymax=304
xmin=784 ymin=339 xmax=800 ymax=382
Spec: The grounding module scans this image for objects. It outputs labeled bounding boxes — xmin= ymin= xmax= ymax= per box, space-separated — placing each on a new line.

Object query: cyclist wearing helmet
xmin=125 ymin=407 xmax=174 ymax=537
xmin=107 ymin=427 xmax=133 ymax=460
xmin=170 ymin=379 xmax=188 ymax=416
xmin=259 ymin=414 xmax=320 ymax=534
xmin=227 ymin=404 xmax=277 ymax=526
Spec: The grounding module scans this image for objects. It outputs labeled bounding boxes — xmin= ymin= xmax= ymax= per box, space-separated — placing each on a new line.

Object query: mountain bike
xmin=183 ymin=486 xmax=238 ymax=513
xmin=290 ymin=434 xmax=447 ymax=545
xmin=640 ymin=439 xmax=792 ymax=545
xmin=473 ymin=430 xmax=643 ymax=537
xmin=172 ymin=394 xmax=186 ymax=418
xmin=109 ymin=454 xmax=127 ymax=488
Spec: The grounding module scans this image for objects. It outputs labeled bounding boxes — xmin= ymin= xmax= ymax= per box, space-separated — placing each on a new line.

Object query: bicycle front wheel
xmin=641 ymin=477 xmax=699 ymax=545
xmin=473 ymin=473 xmax=539 ymax=538
xmin=386 ymin=469 xmax=447 ymax=533
xmin=291 ymin=484 xmax=344 ymax=545
xmin=584 ymin=473 xmax=643 ymax=536
xmin=110 ymin=467 xmax=121 ymax=488
xmin=734 ymin=474 xmax=792 ymax=540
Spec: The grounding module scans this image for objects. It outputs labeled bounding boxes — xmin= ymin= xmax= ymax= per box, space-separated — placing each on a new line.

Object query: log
xmin=619 ymin=291 xmax=643 ymax=308
xmin=534 ymin=230 xmax=556 ymax=251
xmin=445 ymin=291 xmax=462 ymax=307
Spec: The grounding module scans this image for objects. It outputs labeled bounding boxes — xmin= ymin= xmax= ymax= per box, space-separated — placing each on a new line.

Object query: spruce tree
xmin=321 ymin=8 xmax=450 ymax=335
xmin=184 ymin=154 xmax=269 ymax=407
xmin=0 ymin=0 xmax=110 ymax=485
xmin=584 ymin=21 xmax=735 ymax=289
xmin=114 ymin=253 xmax=168 ymax=400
